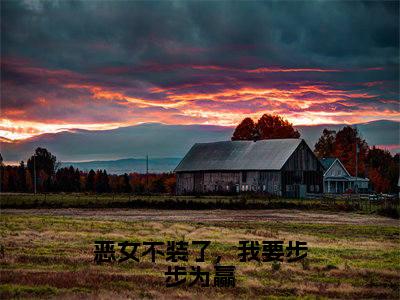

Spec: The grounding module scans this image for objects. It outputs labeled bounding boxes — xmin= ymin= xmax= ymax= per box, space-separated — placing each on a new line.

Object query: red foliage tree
xmin=231 ymin=114 xmax=300 ymax=141
xmin=368 ymin=168 xmax=390 ymax=193
xmin=256 ymin=114 xmax=300 ymax=140
xmin=333 ymin=126 xmax=368 ymax=177
xmin=231 ymin=117 xmax=255 ymax=140
xmin=314 ymin=129 xmax=336 ymax=158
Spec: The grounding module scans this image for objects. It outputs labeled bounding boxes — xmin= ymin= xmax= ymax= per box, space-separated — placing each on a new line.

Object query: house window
xmin=310 ymin=185 xmax=314 ymax=192
xmin=242 ymin=172 xmax=247 ymax=183
xmin=226 ymin=185 xmax=230 ymax=191
xmin=245 ymin=185 xmax=249 ymax=191
xmin=263 ymin=185 xmax=266 ymax=191
xmin=315 ymin=185 xmax=319 ymax=192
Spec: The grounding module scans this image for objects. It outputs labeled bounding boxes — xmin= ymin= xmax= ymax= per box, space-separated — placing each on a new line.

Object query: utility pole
xmin=354 ymin=125 xmax=358 ymax=194
xmin=33 ymin=154 xmax=37 ymax=194
xmin=146 ymin=154 xmax=149 ymax=192
xmin=355 ymin=143 xmax=359 ymax=194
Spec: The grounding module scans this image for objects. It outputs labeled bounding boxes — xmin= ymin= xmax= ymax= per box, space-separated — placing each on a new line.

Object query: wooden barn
xmin=174 ymin=139 xmax=324 ymax=198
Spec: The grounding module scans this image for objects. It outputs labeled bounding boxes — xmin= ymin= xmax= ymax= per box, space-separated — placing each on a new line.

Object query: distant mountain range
xmin=60 ymin=157 xmax=181 ymax=174
xmin=1 ymin=120 xmax=398 ymax=173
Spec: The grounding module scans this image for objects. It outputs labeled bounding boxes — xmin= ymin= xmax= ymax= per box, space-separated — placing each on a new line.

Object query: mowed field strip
xmin=1 ymin=209 xmax=399 ymax=299
xmin=2 ymin=208 xmax=398 ymax=225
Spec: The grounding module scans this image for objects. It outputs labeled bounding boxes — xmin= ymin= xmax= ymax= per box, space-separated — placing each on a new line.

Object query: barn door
xmin=299 ymin=184 xmax=307 ymax=198
xmin=193 ymin=172 xmax=203 ymax=193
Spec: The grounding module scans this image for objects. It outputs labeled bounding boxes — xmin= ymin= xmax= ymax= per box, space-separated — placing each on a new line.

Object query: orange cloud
xmin=2 ymin=58 xmax=398 ymax=141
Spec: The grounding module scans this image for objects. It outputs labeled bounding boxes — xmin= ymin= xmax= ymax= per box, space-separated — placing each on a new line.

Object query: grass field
xmin=1 ymin=207 xmax=399 ymax=299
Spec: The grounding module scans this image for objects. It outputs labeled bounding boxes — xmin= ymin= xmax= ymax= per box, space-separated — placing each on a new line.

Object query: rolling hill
xmin=1 ymin=120 xmax=398 ymax=173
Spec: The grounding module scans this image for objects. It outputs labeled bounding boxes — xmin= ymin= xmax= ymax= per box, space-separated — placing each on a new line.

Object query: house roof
xmin=319 ymin=157 xmax=336 ymax=171
xmin=320 ymin=157 xmax=352 ymax=177
xmin=174 ymin=139 xmax=303 ymax=172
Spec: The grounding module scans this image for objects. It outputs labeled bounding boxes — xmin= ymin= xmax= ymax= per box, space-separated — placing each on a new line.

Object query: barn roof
xmin=174 ymin=139 xmax=303 ymax=172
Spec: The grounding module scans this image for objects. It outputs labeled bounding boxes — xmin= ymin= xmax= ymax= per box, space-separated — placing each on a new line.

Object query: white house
xmin=320 ymin=158 xmax=369 ymax=194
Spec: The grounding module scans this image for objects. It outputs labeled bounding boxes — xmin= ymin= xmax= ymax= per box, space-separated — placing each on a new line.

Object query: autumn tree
xmin=334 ymin=126 xmax=368 ymax=177
xmin=368 ymin=168 xmax=390 ymax=193
xmin=27 ymin=147 xmax=58 ymax=192
xmin=95 ymin=170 xmax=111 ymax=193
xmin=122 ymin=173 xmax=132 ymax=193
xmin=314 ymin=129 xmax=336 ymax=158
xmin=55 ymin=166 xmax=79 ymax=192
xmin=164 ymin=176 xmax=176 ymax=194
xmin=314 ymin=126 xmax=368 ymax=176
xmin=17 ymin=161 xmax=27 ymax=192
xmin=232 ymin=114 xmax=300 ymax=141
xmin=150 ymin=177 xmax=166 ymax=193
xmin=255 ymin=114 xmax=300 ymax=140
xmin=86 ymin=169 xmax=96 ymax=192
xmin=231 ymin=117 xmax=255 ymax=140
xmin=366 ymin=147 xmax=399 ymax=193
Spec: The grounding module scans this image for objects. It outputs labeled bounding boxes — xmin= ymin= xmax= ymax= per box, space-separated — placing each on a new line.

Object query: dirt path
xmin=1 ymin=208 xmax=398 ymax=226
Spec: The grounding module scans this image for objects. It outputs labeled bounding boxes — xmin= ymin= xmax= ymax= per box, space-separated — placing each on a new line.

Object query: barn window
xmin=242 ymin=172 xmax=247 ymax=183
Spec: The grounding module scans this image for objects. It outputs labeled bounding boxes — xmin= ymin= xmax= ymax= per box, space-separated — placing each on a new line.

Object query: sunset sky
xmin=1 ymin=0 xmax=399 ymax=141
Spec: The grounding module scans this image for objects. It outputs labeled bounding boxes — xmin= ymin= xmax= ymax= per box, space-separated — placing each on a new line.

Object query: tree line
xmin=0 ymin=149 xmax=176 ymax=194
xmin=1 ymin=114 xmax=398 ymax=194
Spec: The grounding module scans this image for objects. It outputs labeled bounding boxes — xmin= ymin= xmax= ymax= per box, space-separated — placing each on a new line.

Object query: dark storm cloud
xmin=2 ymin=0 xmax=399 ymax=71
xmin=1 ymin=0 xmax=399 ymax=141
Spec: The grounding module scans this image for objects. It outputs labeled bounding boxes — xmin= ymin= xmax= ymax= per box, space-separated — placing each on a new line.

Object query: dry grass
xmin=0 ymin=210 xmax=399 ymax=299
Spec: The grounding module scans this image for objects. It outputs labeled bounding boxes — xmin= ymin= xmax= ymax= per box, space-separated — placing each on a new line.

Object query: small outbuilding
xmin=174 ymin=139 xmax=324 ymax=198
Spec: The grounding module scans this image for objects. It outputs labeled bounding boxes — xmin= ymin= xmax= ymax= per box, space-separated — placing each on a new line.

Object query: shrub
xmin=271 ymin=260 xmax=281 ymax=271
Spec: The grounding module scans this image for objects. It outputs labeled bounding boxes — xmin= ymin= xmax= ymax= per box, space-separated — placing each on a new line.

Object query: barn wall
xmin=176 ymin=170 xmax=282 ymax=195
xmin=176 ymin=172 xmax=194 ymax=194
xmin=203 ymin=171 xmax=240 ymax=193
xmin=281 ymin=141 xmax=323 ymax=197
xmin=258 ymin=171 xmax=282 ymax=195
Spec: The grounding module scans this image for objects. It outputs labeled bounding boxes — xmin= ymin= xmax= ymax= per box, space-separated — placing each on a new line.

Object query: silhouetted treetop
xmin=232 ymin=114 xmax=300 ymax=141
